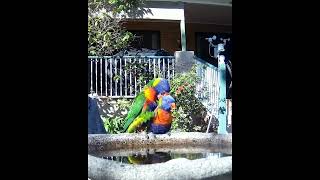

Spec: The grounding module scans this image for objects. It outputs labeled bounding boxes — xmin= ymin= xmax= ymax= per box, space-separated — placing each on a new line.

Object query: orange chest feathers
xmin=153 ymin=109 xmax=173 ymax=126
xmin=144 ymin=87 xmax=157 ymax=102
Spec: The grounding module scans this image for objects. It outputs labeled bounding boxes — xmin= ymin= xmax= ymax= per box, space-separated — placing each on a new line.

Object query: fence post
xmin=174 ymin=51 xmax=195 ymax=74
xmin=217 ymin=55 xmax=227 ymax=134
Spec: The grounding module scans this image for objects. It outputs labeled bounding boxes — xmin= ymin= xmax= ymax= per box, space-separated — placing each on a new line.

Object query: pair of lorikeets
xmin=121 ymin=78 xmax=176 ymax=134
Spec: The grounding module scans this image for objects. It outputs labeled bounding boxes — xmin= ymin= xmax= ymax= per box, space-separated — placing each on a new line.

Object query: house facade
xmin=123 ymin=0 xmax=232 ymax=133
xmin=88 ymin=0 xmax=232 ymax=133
xmin=123 ymin=0 xmax=232 ymax=59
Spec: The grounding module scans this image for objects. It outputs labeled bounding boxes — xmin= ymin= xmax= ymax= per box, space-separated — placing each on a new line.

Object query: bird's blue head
xmin=152 ymin=78 xmax=170 ymax=95
xmin=159 ymin=94 xmax=176 ymax=112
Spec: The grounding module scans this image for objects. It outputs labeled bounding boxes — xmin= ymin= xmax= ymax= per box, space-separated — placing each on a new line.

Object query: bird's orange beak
xmin=171 ymin=103 xmax=176 ymax=110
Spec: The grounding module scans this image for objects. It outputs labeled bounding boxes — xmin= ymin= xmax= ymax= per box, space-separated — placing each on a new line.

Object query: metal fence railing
xmin=195 ymin=57 xmax=220 ymax=119
xmin=88 ymin=55 xmax=230 ymax=133
xmin=88 ymin=56 xmax=175 ymax=98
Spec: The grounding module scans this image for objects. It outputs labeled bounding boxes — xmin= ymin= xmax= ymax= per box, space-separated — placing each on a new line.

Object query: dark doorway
xmin=195 ymin=32 xmax=232 ymax=67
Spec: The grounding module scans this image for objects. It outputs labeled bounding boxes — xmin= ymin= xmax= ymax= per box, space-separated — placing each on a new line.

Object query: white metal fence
xmin=88 ymin=55 xmax=220 ymax=117
xmin=88 ymin=56 xmax=175 ymax=98
xmin=88 ymin=55 xmax=230 ymax=133
xmin=195 ymin=57 xmax=220 ymax=118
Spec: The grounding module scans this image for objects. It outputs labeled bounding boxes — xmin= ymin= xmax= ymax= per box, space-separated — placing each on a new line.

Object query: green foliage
xmin=116 ymin=98 xmax=133 ymax=109
xmin=124 ymin=60 xmax=154 ymax=88
xmin=102 ymin=116 xmax=125 ymax=134
xmin=102 ymin=98 xmax=133 ymax=134
xmin=107 ymin=0 xmax=146 ymax=14
xmin=88 ymin=11 xmax=134 ymax=56
xmin=88 ymin=0 xmax=146 ymax=56
xmin=89 ymin=0 xmax=146 ymax=15
xmin=170 ymin=65 xmax=208 ymax=132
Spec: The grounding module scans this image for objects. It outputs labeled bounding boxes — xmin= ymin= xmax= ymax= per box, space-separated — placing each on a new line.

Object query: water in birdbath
xmin=88 ymin=145 xmax=231 ymax=165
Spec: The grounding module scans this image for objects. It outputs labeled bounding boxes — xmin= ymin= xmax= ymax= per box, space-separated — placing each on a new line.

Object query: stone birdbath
xmin=88 ymin=132 xmax=232 ymax=180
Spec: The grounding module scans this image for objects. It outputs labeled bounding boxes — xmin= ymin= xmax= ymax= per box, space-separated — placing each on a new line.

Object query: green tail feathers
xmin=121 ymin=93 xmax=146 ymax=132
xmin=140 ymin=111 xmax=154 ymax=123
xmin=121 ymin=117 xmax=133 ymax=133
xmin=125 ymin=111 xmax=155 ymax=133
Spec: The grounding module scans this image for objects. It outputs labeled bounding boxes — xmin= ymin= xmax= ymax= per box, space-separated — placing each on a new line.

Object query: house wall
xmin=124 ymin=20 xmax=181 ymax=54
xmin=123 ymin=20 xmax=231 ymax=54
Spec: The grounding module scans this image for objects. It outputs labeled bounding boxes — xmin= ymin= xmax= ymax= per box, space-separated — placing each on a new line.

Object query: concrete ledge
xmin=88 ymin=132 xmax=232 ymax=150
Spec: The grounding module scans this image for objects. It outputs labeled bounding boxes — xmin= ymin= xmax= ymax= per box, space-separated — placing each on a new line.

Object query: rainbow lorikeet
xmin=150 ymin=93 xmax=176 ymax=134
xmin=121 ymin=78 xmax=171 ymax=133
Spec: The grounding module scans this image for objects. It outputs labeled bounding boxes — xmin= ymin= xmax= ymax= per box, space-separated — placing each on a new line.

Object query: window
xmin=129 ymin=30 xmax=161 ymax=50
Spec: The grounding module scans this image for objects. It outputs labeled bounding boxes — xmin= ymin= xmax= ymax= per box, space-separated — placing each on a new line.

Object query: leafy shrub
xmin=170 ymin=65 xmax=209 ymax=132
xmin=102 ymin=116 xmax=125 ymax=134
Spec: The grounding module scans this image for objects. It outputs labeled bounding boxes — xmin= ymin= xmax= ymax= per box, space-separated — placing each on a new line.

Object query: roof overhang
xmin=147 ymin=0 xmax=232 ymax=7
xmin=124 ymin=0 xmax=232 ymax=26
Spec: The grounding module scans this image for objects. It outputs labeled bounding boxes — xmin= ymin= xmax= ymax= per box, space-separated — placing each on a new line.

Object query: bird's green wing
xmin=127 ymin=111 xmax=155 ymax=133
xmin=121 ymin=92 xmax=146 ymax=132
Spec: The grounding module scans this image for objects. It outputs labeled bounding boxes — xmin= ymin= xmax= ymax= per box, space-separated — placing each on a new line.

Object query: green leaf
xmin=108 ymin=0 xmax=117 ymax=4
